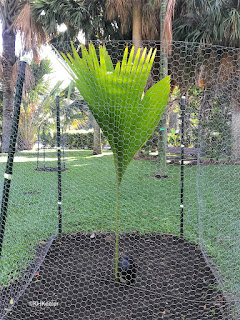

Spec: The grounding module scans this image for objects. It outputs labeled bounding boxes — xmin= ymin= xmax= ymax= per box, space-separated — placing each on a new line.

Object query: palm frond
xmin=142 ymin=3 xmax=160 ymax=40
xmin=223 ymin=8 xmax=240 ymax=47
xmin=60 ymin=43 xmax=170 ymax=182
xmin=13 ymin=3 xmax=47 ymax=61
xmin=105 ymin=0 xmax=132 ymax=34
xmin=11 ymin=61 xmax=35 ymax=96
xmin=173 ymin=0 xmax=240 ymax=47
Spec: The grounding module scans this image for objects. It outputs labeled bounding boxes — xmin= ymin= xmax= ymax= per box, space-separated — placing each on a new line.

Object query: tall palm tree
xmin=0 ymin=0 xmax=46 ymax=152
xmin=156 ymin=0 xmax=168 ymax=177
xmin=106 ymin=0 xmax=161 ymax=48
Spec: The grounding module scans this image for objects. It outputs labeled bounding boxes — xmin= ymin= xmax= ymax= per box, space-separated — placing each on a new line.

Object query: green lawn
xmin=0 ymin=150 xmax=239 ymax=303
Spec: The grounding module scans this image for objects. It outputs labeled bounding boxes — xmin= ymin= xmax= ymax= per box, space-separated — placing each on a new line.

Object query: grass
xmin=0 ymin=150 xmax=239 ymax=303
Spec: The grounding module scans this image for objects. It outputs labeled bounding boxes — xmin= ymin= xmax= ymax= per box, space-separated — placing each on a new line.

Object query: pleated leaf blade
xmin=60 ymin=43 xmax=170 ymax=183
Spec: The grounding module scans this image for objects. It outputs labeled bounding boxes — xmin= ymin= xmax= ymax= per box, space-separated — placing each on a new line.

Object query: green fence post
xmin=180 ymin=96 xmax=186 ymax=238
xmin=56 ymin=95 xmax=62 ymax=235
xmin=0 ymin=61 xmax=27 ymax=257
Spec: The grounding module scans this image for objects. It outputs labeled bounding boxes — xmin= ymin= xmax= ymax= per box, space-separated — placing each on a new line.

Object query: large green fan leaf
xmin=60 ymin=43 xmax=170 ymax=183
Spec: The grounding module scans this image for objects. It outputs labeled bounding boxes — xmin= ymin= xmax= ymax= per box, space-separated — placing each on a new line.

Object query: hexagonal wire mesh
xmin=0 ymin=40 xmax=239 ymax=319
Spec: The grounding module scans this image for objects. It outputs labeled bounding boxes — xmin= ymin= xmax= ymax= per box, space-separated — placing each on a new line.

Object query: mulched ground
xmin=4 ymin=233 xmax=233 ymax=320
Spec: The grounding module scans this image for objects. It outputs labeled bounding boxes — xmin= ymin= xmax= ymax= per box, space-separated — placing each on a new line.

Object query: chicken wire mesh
xmin=0 ymin=40 xmax=239 ymax=320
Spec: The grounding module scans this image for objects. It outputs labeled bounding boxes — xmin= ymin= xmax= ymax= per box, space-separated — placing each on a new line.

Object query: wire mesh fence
xmin=0 ymin=40 xmax=239 ymax=319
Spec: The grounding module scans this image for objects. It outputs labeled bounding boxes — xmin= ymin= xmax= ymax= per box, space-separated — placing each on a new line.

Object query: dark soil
xmin=4 ymin=233 xmax=233 ymax=320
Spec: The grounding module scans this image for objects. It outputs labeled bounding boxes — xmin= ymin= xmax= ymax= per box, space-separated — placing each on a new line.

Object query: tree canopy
xmin=33 ymin=0 xmax=130 ymax=42
xmin=173 ymin=0 xmax=240 ymax=47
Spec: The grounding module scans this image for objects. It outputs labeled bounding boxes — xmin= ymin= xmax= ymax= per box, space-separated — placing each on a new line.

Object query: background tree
xmin=17 ymin=59 xmax=54 ymax=150
xmin=155 ymin=0 xmax=176 ymax=178
xmin=173 ymin=0 xmax=239 ymax=47
xmin=0 ymin=0 xmax=46 ymax=152
xmin=106 ymin=0 xmax=174 ymax=176
xmin=106 ymin=0 xmax=161 ymax=48
xmin=173 ymin=0 xmax=240 ymax=159
xmin=33 ymin=0 xmax=130 ymax=44
xmin=33 ymin=0 xmax=132 ymax=155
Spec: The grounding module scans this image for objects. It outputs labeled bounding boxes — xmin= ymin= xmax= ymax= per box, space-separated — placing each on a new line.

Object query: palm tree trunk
xmin=156 ymin=0 xmax=168 ymax=177
xmin=231 ymin=52 xmax=240 ymax=160
xmin=132 ymin=1 xmax=142 ymax=158
xmin=93 ymin=118 xmax=102 ymax=155
xmin=1 ymin=30 xmax=16 ymax=153
xmin=231 ymin=107 xmax=240 ymax=160
xmin=132 ymin=1 xmax=142 ymax=49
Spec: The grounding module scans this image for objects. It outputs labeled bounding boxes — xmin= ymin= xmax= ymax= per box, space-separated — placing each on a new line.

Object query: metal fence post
xmin=180 ymin=96 xmax=186 ymax=238
xmin=0 ymin=61 xmax=26 ymax=257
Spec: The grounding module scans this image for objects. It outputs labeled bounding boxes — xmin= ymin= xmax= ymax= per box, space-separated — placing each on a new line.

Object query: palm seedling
xmin=59 ymin=43 xmax=170 ymax=282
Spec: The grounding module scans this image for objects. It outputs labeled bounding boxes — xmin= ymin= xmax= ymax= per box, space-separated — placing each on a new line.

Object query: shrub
xmin=45 ymin=131 xmax=109 ymax=150
xmin=65 ymin=132 xmax=94 ymax=149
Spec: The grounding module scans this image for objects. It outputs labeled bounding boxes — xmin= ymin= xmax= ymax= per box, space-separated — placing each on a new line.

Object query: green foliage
xmin=45 ymin=131 xmax=105 ymax=150
xmin=183 ymin=86 xmax=201 ymax=148
xmin=142 ymin=84 xmax=232 ymax=161
xmin=61 ymin=43 xmax=170 ymax=183
xmin=65 ymin=132 xmax=94 ymax=150
xmin=33 ymin=0 xmax=129 ymax=47
xmin=173 ymin=0 xmax=240 ymax=47
xmin=141 ymin=130 xmax=158 ymax=154
xmin=168 ymin=128 xmax=180 ymax=147
xmin=17 ymin=59 xmax=54 ymax=150
xmin=142 ymin=128 xmax=181 ymax=153
xmin=181 ymin=86 xmax=232 ymax=160
xmin=30 ymin=59 xmax=52 ymax=88
xmin=201 ymin=95 xmax=232 ymax=160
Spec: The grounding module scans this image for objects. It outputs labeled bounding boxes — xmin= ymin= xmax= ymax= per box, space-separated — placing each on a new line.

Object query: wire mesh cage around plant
xmin=0 ymin=40 xmax=239 ymax=320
